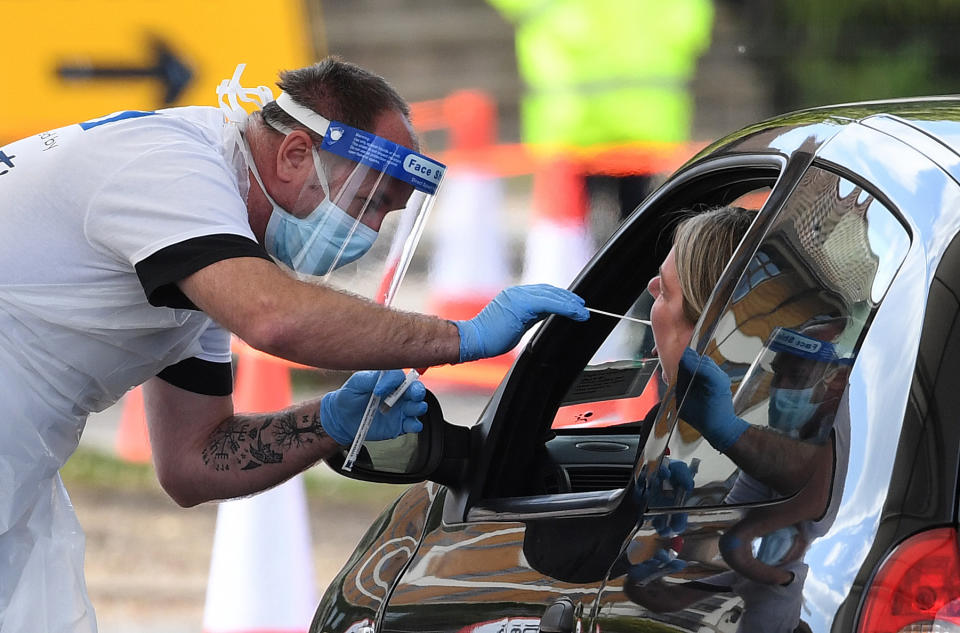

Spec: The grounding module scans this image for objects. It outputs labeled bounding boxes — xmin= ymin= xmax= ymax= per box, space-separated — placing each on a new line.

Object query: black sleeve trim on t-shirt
xmin=135 ymin=233 xmax=273 ymax=310
xmin=157 ymin=357 xmax=234 ymax=396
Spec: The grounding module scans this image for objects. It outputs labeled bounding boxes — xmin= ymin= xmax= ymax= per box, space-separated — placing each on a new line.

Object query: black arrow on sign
xmin=57 ymin=37 xmax=193 ymax=106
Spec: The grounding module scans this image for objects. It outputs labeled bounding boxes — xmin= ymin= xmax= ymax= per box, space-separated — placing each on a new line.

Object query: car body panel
xmin=310 ymin=482 xmax=443 ymax=631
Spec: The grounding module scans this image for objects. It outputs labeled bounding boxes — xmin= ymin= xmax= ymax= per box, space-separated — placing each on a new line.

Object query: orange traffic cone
xmin=423 ymin=91 xmax=516 ymax=391
xmin=202 ymin=347 xmax=317 ymax=633
xmin=522 ymin=156 xmax=595 ymax=288
xmin=114 ymin=386 xmax=152 ymax=463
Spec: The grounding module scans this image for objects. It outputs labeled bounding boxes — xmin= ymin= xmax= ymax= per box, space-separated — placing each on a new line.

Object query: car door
xmin=375 ymin=157 xmax=793 ymax=633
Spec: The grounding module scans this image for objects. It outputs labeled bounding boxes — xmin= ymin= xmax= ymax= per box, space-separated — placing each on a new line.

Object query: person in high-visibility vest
xmin=490 ymin=0 xmax=714 ymax=224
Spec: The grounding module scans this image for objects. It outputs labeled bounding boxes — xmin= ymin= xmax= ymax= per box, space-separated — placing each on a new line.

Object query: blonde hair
xmin=672 ymin=206 xmax=756 ymax=324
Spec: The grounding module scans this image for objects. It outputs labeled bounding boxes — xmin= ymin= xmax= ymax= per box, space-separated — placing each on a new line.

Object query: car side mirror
xmin=326 ymin=389 xmax=471 ymax=487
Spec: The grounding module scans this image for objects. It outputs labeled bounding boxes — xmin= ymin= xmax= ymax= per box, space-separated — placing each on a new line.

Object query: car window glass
xmin=486 ymin=169 xmax=782 ymax=500
xmin=651 ymin=165 xmax=910 ymax=511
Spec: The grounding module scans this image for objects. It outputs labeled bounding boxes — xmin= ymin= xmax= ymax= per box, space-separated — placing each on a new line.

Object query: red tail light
xmin=858 ymin=527 xmax=960 ymax=632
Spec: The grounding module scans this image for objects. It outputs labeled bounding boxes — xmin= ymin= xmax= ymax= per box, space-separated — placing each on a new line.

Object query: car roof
xmin=692 ymin=95 xmax=960 ymax=165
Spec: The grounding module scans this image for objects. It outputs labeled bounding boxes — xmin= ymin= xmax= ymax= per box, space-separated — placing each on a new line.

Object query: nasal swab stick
xmin=585 ymin=307 xmax=651 ymax=326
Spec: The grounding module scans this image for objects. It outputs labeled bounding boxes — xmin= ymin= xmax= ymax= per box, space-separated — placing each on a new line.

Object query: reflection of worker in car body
xmin=673 ymin=323 xmax=851 ymax=578
xmin=629 ymin=330 xmax=851 ymax=632
xmin=627 ymin=224 xmax=853 ymax=631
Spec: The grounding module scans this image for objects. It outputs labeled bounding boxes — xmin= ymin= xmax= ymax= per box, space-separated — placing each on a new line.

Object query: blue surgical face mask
xmin=264 ymin=197 xmax=376 ymax=276
xmin=242 ymin=136 xmax=377 ymax=276
xmin=767 ymin=386 xmax=819 ymax=435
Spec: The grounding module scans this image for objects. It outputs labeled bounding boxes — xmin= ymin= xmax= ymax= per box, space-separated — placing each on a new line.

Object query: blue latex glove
xmin=676 ymin=348 xmax=749 ymax=452
xmin=320 ymin=370 xmax=427 ymax=446
xmin=454 ymin=284 xmax=589 ymax=362
xmin=627 ymin=548 xmax=688 ymax=586
xmin=649 ymin=459 xmax=695 ymax=537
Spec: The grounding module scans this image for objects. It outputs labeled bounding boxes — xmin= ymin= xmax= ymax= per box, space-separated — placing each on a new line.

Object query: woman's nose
xmin=648 ymin=276 xmax=661 ymax=296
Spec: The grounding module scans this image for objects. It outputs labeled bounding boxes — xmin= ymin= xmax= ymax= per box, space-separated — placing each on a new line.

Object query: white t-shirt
xmin=0 ymin=106 xmax=271 ymax=631
xmin=0 ymin=106 xmax=271 ymax=418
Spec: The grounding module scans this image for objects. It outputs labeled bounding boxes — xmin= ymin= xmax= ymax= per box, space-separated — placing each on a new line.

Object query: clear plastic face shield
xmin=217 ymin=64 xmax=446 ymax=304
xmin=731 ymin=326 xmax=854 ymax=441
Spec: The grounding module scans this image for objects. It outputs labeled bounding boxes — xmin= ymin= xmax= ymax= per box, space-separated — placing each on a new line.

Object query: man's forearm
xmin=202 ymin=402 xmax=334 ymax=472
xmin=724 ymin=426 xmax=821 ymax=496
xmin=263 ymin=290 xmax=462 ymax=370
xmin=172 ymin=398 xmax=342 ymax=506
xmin=180 ymin=257 xmax=462 ymax=370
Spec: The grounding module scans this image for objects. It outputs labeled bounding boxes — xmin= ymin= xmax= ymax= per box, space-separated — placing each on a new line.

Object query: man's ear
xmin=275 ymin=129 xmax=313 ymax=183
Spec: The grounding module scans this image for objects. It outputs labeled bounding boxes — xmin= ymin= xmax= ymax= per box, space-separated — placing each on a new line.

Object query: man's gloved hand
xmin=320 ymin=370 xmax=427 ymax=446
xmin=455 ymin=284 xmax=589 ymax=363
xmin=648 ymin=458 xmax=695 ymax=537
xmin=627 ymin=548 xmax=688 ymax=587
xmin=676 ymin=348 xmax=749 ymax=452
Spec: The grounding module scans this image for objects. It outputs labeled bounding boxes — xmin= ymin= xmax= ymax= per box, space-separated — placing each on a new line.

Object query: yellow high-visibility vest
xmin=489 ymin=0 xmax=714 ymax=148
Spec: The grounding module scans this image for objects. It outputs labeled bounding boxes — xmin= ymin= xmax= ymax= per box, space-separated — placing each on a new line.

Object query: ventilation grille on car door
xmin=565 ymin=466 xmax=632 ymax=492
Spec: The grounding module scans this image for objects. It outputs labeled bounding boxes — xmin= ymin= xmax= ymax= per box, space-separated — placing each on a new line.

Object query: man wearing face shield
xmin=0 ymin=58 xmax=589 ymax=631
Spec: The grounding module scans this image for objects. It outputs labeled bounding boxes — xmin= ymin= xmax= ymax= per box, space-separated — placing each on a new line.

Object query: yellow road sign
xmin=0 ymin=0 xmax=317 ymax=142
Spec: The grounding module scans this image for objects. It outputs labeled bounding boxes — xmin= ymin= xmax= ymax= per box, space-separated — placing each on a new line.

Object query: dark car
xmin=311 ymin=98 xmax=960 ymax=633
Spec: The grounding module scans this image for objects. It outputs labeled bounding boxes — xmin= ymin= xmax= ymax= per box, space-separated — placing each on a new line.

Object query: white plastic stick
xmin=380 ymin=369 xmax=421 ymax=412
xmin=585 ymin=307 xmax=651 ymax=325
xmin=342 ymin=387 xmax=382 ymax=472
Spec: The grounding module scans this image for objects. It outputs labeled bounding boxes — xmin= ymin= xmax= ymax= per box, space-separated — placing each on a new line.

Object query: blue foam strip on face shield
xmin=769 ymin=328 xmax=855 ymax=365
xmin=319 ymin=121 xmax=446 ymax=195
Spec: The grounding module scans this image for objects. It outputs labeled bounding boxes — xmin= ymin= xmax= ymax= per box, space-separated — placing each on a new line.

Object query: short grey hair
xmin=259 ymin=56 xmax=411 ymax=145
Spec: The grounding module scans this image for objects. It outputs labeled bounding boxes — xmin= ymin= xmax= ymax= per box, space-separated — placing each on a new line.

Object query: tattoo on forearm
xmin=201 ymin=410 xmax=329 ymax=472
xmin=274 ymin=410 xmax=326 ymax=449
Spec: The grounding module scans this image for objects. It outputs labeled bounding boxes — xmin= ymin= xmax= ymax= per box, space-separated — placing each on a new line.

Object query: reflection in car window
xmin=732 ymin=251 xmax=780 ymax=302
xmin=551 ymin=290 xmax=660 ymax=431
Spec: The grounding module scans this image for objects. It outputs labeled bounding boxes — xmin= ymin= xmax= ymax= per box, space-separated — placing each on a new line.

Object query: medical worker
xmin=0 ymin=57 xmax=588 ymax=631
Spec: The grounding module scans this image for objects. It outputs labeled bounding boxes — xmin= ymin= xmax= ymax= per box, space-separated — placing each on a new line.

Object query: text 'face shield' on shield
xmin=272 ymin=119 xmax=445 ymax=306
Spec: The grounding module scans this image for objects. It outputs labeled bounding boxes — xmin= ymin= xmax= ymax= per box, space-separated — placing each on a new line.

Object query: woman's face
xmin=648 ymin=247 xmax=696 ymax=383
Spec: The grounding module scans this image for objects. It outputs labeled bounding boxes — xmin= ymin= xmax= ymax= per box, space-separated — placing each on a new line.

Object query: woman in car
xmin=646 ymin=207 xmax=747 ymax=380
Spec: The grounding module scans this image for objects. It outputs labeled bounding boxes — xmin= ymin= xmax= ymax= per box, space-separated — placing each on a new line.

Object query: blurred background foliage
xmin=734 ymin=0 xmax=960 ymax=112
xmin=62 ymin=445 xmax=405 ymax=506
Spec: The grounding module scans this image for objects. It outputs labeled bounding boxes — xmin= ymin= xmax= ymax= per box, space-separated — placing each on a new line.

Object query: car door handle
xmin=540 ymin=597 xmax=576 ymax=633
